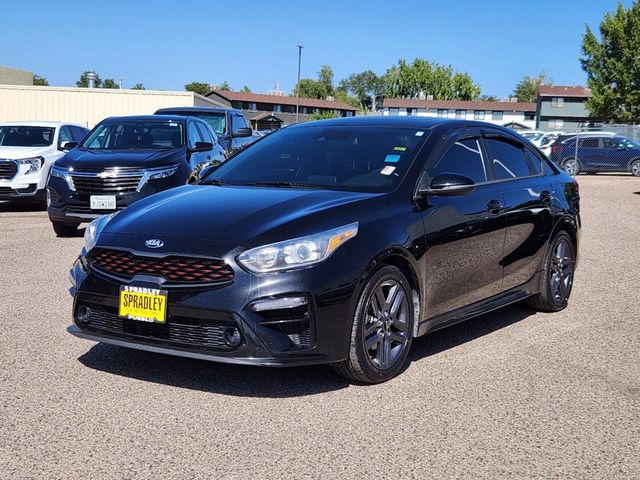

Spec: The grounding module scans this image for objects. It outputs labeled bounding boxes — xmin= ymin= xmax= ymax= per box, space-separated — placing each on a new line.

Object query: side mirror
xmin=197 ymin=161 xmax=222 ymax=181
xmin=617 ymin=144 xmax=627 ymax=150
xmin=232 ymin=127 xmax=252 ymax=138
xmin=60 ymin=141 xmax=78 ymax=152
xmin=417 ymin=173 xmax=476 ymax=197
xmin=191 ymin=141 xmax=213 ymax=152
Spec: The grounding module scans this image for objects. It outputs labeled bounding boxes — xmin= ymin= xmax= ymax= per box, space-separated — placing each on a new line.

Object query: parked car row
xmin=0 ymin=107 xmax=259 ymax=235
xmin=518 ymin=129 xmax=640 ymax=176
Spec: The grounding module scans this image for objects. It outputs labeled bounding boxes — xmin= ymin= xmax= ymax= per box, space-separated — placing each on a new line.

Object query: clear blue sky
xmin=0 ymin=0 xmax=630 ymax=97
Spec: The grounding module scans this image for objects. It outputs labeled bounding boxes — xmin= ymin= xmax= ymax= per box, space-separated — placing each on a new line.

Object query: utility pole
xmin=295 ymin=44 xmax=303 ymax=123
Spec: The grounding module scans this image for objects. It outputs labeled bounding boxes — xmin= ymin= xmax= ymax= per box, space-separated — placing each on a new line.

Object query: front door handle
xmin=486 ymin=199 xmax=503 ymax=214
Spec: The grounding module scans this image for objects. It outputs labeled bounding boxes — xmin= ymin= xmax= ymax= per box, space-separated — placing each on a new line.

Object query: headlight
xmin=50 ymin=165 xmax=75 ymax=191
xmin=237 ymin=223 xmax=358 ymax=274
xmin=17 ymin=156 xmax=44 ymax=174
xmin=148 ymin=165 xmax=178 ymax=180
xmin=83 ymin=213 xmax=116 ymax=253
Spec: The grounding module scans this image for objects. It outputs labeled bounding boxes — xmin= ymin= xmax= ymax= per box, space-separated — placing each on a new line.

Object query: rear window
xmin=0 ymin=126 xmax=55 ymax=147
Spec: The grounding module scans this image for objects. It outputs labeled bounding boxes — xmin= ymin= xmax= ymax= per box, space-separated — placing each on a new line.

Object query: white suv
xmin=0 ymin=121 xmax=89 ymax=206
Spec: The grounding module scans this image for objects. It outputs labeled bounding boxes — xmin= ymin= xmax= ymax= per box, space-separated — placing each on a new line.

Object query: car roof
xmin=0 ymin=120 xmax=86 ymax=128
xmin=155 ymin=106 xmax=240 ymax=114
xmin=287 ymin=116 xmax=518 ymax=135
xmin=100 ymin=115 xmax=191 ymax=123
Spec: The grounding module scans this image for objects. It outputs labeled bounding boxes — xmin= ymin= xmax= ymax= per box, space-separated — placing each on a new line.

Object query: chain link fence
xmin=539 ymin=124 xmax=640 ymax=176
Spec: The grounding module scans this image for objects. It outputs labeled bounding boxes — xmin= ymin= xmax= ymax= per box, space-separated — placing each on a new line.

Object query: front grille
xmin=66 ymin=205 xmax=123 ymax=215
xmin=0 ymin=161 xmax=18 ymax=180
xmin=80 ymin=305 xmax=234 ymax=350
xmin=71 ymin=174 xmax=142 ymax=194
xmin=89 ymin=248 xmax=234 ymax=285
xmin=0 ymin=187 xmax=14 ymax=195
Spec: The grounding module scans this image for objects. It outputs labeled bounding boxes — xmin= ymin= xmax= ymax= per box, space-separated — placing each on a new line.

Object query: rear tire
xmin=526 ymin=231 xmax=575 ymax=312
xmin=630 ymin=159 xmax=640 ymax=177
xmin=332 ymin=265 xmax=414 ymax=383
xmin=52 ymin=222 xmax=78 ymax=237
xmin=561 ymin=158 xmax=580 ymax=176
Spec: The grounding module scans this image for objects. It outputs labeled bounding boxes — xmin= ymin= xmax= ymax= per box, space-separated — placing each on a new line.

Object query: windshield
xmin=0 ymin=126 xmax=55 ymax=147
xmin=623 ymin=138 xmax=640 ymax=148
xmin=193 ymin=113 xmax=226 ymax=135
xmin=81 ymin=121 xmax=184 ymax=150
xmin=203 ymin=125 xmax=428 ymax=193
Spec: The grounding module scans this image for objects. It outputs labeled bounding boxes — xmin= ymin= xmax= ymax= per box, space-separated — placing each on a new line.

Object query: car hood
xmin=101 ymin=185 xmax=385 ymax=251
xmin=0 ymin=146 xmax=51 ymax=159
xmin=56 ymin=147 xmax=184 ymax=169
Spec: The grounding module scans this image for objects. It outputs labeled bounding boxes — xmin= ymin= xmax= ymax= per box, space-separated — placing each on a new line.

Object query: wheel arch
xmin=361 ymin=248 xmax=422 ymax=337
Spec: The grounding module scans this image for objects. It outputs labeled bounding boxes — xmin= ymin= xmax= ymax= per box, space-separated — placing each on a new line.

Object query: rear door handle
xmin=486 ymin=199 xmax=503 ymax=214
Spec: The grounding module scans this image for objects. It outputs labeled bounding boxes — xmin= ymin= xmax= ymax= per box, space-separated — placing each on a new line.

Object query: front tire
xmin=526 ymin=231 xmax=575 ymax=312
xmin=52 ymin=222 xmax=78 ymax=237
xmin=333 ymin=265 xmax=414 ymax=383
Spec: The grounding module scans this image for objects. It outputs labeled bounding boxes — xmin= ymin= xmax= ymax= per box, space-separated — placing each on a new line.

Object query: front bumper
xmin=47 ymin=172 xmax=186 ymax=224
xmin=0 ymin=161 xmax=46 ymax=199
xmin=68 ymin=242 xmax=365 ymax=367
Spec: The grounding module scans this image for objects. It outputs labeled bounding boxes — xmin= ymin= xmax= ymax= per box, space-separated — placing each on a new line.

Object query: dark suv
xmin=552 ymin=135 xmax=640 ymax=176
xmin=47 ymin=115 xmax=225 ymax=236
xmin=155 ymin=107 xmax=256 ymax=155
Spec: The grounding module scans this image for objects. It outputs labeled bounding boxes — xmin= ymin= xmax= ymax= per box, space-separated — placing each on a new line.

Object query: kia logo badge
xmin=145 ymin=239 xmax=164 ymax=249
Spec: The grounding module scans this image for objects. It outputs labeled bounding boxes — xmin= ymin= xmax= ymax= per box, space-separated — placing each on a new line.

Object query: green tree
xmin=581 ymin=1 xmax=640 ymax=121
xmin=219 ymin=81 xmax=231 ymax=91
xmin=317 ymin=65 xmax=334 ymax=96
xmin=479 ymin=94 xmax=499 ymax=102
xmin=308 ymin=110 xmax=340 ymax=121
xmin=382 ymin=58 xmax=481 ymax=100
xmin=102 ymin=78 xmax=120 ymax=89
xmin=240 ymin=85 xmax=251 ymax=92
xmin=131 ymin=83 xmax=146 ymax=90
xmin=512 ymin=72 xmax=552 ymax=103
xmin=33 ymin=74 xmax=49 ymax=86
xmin=184 ymin=81 xmax=211 ymax=95
xmin=333 ymin=87 xmax=360 ymax=108
xmin=339 ymin=70 xmax=384 ymax=111
xmin=452 ymin=72 xmax=481 ymax=100
xmin=294 ymin=78 xmax=328 ymax=99
xmin=76 ymin=71 xmax=102 ymax=88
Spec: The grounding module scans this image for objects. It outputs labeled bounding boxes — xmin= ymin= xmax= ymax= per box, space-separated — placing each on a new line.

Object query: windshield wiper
xmin=198 ymin=179 xmax=234 ymax=186
xmin=244 ymin=181 xmax=323 ymax=189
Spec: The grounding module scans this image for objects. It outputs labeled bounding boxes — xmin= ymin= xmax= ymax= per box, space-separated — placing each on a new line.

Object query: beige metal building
xmin=0 ymin=85 xmax=226 ymax=127
xmin=0 ymin=65 xmax=33 ymax=86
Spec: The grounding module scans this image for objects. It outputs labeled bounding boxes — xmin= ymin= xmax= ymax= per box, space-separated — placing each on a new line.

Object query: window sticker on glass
xmin=168 ymin=123 xmax=178 ymax=127
xmin=381 ymin=165 xmax=396 ymax=175
xmin=393 ymin=146 xmax=407 ymax=152
xmin=415 ymin=131 xmax=424 ymax=136
xmin=384 ymin=154 xmax=401 ymax=163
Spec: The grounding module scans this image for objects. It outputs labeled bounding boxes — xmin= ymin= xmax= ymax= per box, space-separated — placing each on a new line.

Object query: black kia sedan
xmin=47 ymin=115 xmax=225 ymax=236
xmin=67 ymin=117 xmax=580 ymax=383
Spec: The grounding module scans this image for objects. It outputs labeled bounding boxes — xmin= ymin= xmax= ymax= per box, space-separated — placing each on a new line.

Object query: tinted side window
xmin=58 ymin=126 xmax=73 ymax=147
xmin=70 ymin=126 xmax=88 ymax=143
xmin=486 ymin=138 xmax=530 ymax=180
xmin=187 ymin=122 xmax=204 ymax=148
xmin=231 ymin=114 xmax=248 ymax=134
xmin=601 ymin=137 xmax=619 ymax=149
xmin=195 ymin=122 xmax=214 ymax=144
xmin=525 ymin=149 xmax=544 ymax=175
xmin=579 ymin=138 xmax=599 ymax=148
xmin=431 ymin=138 xmax=486 ymax=183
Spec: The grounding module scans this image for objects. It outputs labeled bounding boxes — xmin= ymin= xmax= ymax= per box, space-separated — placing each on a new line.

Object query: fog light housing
xmin=249 ymin=296 xmax=309 ymax=312
xmin=77 ymin=305 xmax=91 ymax=325
xmin=223 ymin=327 xmax=242 ymax=347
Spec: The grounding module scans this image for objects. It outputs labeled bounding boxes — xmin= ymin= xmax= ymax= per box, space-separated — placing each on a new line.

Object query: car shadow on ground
xmin=77 ymin=303 xmax=536 ymax=398
xmin=0 ymin=201 xmax=44 ymax=213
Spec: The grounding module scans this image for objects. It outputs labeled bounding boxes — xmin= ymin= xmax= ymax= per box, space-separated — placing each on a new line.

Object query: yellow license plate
xmin=119 ymin=286 xmax=168 ymax=323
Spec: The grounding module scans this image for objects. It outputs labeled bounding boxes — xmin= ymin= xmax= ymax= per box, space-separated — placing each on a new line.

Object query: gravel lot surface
xmin=1 ymin=175 xmax=639 ymax=479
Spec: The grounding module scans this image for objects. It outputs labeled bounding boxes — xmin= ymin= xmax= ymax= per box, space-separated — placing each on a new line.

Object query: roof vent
xmin=426 ymin=94 xmax=434 ymax=101
xmin=510 ymin=97 xmax=518 ymax=103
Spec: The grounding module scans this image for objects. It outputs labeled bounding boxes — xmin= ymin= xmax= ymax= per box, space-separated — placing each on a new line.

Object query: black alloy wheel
xmin=333 ymin=265 xmax=414 ymax=383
